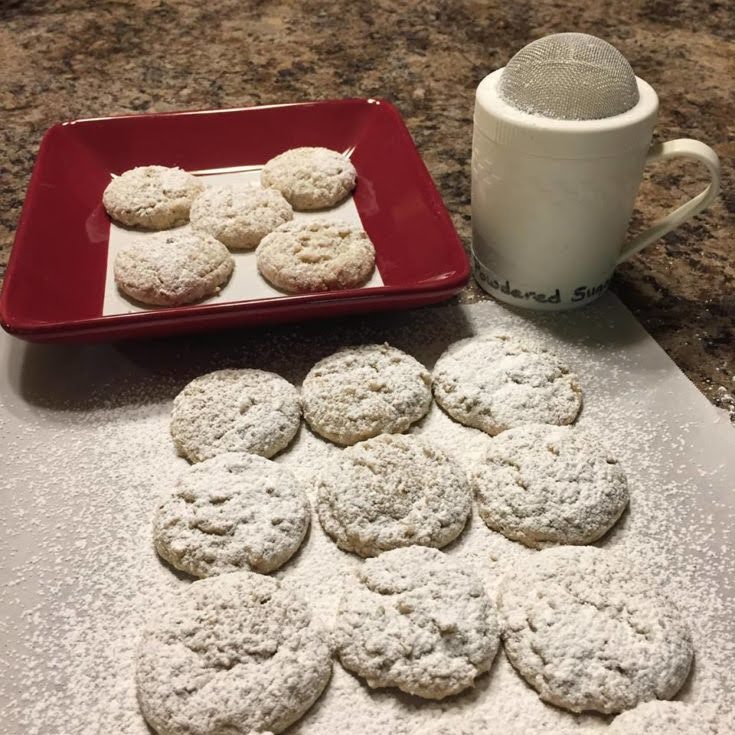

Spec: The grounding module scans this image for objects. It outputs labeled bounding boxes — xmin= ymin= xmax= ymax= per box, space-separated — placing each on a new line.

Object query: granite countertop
xmin=1 ymin=1 xmax=733 ymax=418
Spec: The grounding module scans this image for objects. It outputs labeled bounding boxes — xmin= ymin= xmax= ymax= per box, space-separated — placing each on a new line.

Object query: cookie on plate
xmin=136 ymin=572 xmax=332 ymax=735
xmin=470 ymin=424 xmax=629 ymax=547
xmin=302 ymin=343 xmax=432 ymax=445
xmin=190 ymin=184 xmax=293 ymax=250
xmin=498 ymin=546 xmax=693 ymax=714
xmin=255 ymin=219 xmax=375 ymax=294
xmin=170 ymin=369 xmax=301 ymax=463
xmin=103 ymin=165 xmax=203 ymax=229
xmin=153 ymin=452 xmax=310 ymax=577
xmin=432 ymin=333 xmax=582 ymax=435
xmin=316 ymin=433 xmax=472 ymax=557
xmin=114 ymin=230 xmax=233 ymax=307
xmin=260 ymin=146 xmax=356 ymax=210
xmin=334 ymin=546 xmax=499 ymax=699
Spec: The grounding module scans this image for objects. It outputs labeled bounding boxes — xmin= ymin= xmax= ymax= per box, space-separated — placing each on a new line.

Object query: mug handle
xmin=618 ymin=138 xmax=721 ymax=263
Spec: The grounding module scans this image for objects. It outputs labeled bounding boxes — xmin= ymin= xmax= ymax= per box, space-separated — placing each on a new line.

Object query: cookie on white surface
xmin=316 ymin=434 xmax=472 ymax=557
xmin=608 ymin=701 xmax=725 ymax=735
xmin=136 ymin=572 xmax=332 ymax=735
xmin=255 ymin=219 xmax=375 ymax=294
xmin=260 ymin=146 xmax=356 ymax=210
xmin=170 ymin=369 xmax=301 ymax=463
xmin=334 ymin=546 xmax=499 ymax=699
xmin=190 ymin=184 xmax=293 ymax=250
xmin=113 ymin=230 xmax=234 ymax=307
xmin=498 ymin=546 xmax=693 ymax=714
xmin=302 ymin=343 xmax=432 ymax=445
xmin=153 ymin=452 xmax=310 ymax=577
xmin=432 ymin=334 xmax=582 ymax=435
xmin=471 ymin=424 xmax=629 ymax=547
xmin=103 ymin=165 xmax=203 ymax=229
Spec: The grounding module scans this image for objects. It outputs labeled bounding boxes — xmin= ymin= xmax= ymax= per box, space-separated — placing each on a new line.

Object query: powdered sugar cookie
xmin=316 ymin=434 xmax=472 ymax=557
xmin=609 ymin=701 xmax=724 ymax=734
xmin=334 ymin=546 xmax=499 ymax=699
xmin=103 ymin=165 xmax=203 ymax=229
xmin=190 ymin=184 xmax=293 ymax=250
xmin=498 ymin=546 xmax=693 ymax=714
xmin=471 ymin=424 xmax=628 ymax=547
xmin=170 ymin=369 xmax=301 ymax=463
xmin=432 ymin=334 xmax=582 ymax=435
xmin=114 ymin=231 xmax=234 ymax=307
xmin=136 ymin=572 xmax=332 ymax=735
xmin=255 ymin=219 xmax=375 ymax=294
xmin=153 ymin=453 xmax=310 ymax=577
xmin=302 ymin=343 xmax=432 ymax=445
xmin=260 ymin=147 xmax=356 ymax=210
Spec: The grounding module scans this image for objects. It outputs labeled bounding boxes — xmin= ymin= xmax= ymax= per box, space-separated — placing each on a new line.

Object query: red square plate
xmin=0 ymin=99 xmax=468 ymax=343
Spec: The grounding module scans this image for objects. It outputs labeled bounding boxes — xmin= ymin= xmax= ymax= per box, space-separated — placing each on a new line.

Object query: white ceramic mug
xmin=471 ymin=69 xmax=721 ymax=310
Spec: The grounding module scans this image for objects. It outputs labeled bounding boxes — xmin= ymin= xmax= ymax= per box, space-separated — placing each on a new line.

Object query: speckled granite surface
xmin=1 ymin=0 xmax=733 ymax=417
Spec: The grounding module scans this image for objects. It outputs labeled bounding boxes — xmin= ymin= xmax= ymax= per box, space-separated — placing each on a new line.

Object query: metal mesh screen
xmin=497 ymin=33 xmax=639 ymax=120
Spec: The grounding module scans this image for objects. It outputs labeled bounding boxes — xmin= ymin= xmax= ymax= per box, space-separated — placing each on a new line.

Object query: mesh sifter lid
xmin=497 ymin=33 xmax=640 ymax=120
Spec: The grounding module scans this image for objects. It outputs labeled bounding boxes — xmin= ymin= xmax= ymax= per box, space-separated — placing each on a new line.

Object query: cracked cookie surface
xmin=498 ymin=546 xmax=693 ymax=714
xmin=302 ymin=343 xmax=432 ymax=445
xmin=316 ymin=434 xmax=472 ymax=557
xmin=103 ymin=165 xmax=204 ymax=229
xmin=260 ymin=147 xmax=356 ymax=210
xmin=153 ymin=452 xmax=310 ymax=577
xmin=334 ymin=546 xmax=499 ymax=699
xmin=432 ymin=334 xmax=582 ymax=435
xmin=471 ymin=424 xmax=629 ymax=547
xmin=170 ymin=369 xmax=301 ymax=463
xmin=136 ymin=572 xmax=332 ymax=735
xmin=255 ymin=219 xmax=375 ymax=294
xmin=113 ymin=230 xmax=234 ymax=307
xmin=190 ymin=184 xmax=293 ymax=250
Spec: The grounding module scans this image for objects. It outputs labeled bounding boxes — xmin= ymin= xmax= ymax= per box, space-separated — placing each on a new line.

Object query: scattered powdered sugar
xmin=1 ymin=294 xmax=734 ymax=734
xmin=607 ymin=700 xmax=722 ymax=734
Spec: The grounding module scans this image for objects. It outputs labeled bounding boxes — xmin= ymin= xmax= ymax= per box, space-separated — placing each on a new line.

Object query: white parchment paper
xmin=1 ymin=294 xmax=733 ymax=734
